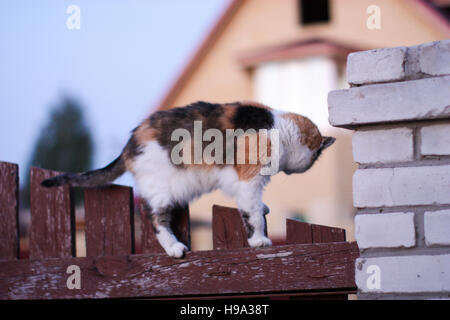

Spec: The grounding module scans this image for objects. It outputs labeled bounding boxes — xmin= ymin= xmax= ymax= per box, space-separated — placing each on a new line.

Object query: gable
xmin=156 ymin=0 xmax=450 ymax=111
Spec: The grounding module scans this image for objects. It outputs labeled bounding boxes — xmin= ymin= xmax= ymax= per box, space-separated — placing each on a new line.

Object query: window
xmin=299 ymin=0 xmax=330 ymax=25
xmin=254 ymin=57 xmax=339 ymax=130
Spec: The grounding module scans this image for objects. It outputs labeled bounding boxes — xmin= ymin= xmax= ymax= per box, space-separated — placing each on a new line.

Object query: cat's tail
xmin=40 ymin=155 xmax=126 ymax=188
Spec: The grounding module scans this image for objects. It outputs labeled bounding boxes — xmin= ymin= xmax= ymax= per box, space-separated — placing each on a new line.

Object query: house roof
xmin=414 ymin=0 xmax=450 ymax=33
xmin=155 ymin=0 xmax=450 ymax=111
xmin=430 ymin=0 xmax=450 ymax=6
xmin=156 ymin=0 xmax=245 ymax=110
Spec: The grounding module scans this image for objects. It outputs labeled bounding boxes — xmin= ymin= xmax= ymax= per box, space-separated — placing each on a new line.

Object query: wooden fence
xmin=0 ymin=161 xmax=359 ymax=299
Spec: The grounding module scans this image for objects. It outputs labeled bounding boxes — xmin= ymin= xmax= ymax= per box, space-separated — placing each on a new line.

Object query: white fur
xmin=155 ymin=228 xmax=188 ymax=258
xmin=273 ymin=111 xmax=315 ymax=174
xmin=131 ymin=111 xmax=315 ymax=257
xmin=133 ymin=141 xmax=245 ymax=209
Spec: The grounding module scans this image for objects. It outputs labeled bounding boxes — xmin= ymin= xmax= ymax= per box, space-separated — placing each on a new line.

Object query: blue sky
xmin=0 ymin=0 xmax=227 ymax=186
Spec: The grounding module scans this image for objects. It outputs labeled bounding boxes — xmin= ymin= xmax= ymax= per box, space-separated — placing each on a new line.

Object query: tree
xmin=22 ymin=96 xmax=94 ymax=207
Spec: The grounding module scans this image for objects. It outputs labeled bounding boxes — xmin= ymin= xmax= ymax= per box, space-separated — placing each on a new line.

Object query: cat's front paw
xmin=166 ymin=241 xmax=188 ymax=258
xmin=248 ymin=235 xmax=272 ymax=248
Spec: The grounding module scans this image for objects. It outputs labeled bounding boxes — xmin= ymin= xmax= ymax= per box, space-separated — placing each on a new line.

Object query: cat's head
xmin=281 ymin=113 xmax=335 ymax=175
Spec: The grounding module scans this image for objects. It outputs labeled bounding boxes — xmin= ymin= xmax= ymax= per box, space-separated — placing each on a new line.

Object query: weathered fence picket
xmin=212 ymin=205 xmax=249 ymax=250
xmin=0 ymin=162 xmax=19 ymax=260
xmin=0 ymin=161 xmax=359 ymax=300
xmin=29 ymin=167 xmax=75 ymax=259
xmin=286 ymin=219 xmax=346 ymax=244
xmin=84 ymin=185 xmax=135 ymax=256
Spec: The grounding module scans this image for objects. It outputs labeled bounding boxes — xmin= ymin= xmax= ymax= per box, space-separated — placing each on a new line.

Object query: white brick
xmin=425 ymin=210 xmax=450 ymax=246
xmin=356 ymin=254 xmax=450 ymax=293
xmin=353 ymin=165 xmax=450 ymax=208
xmin=346 ymin=40 xmax=450 ymax=86
xmin=355 ymin=213 xmax=415 ymax=249
xmin=352 ymin=128 xmax=413 ymax=164
xmin=328 ymin=76 xmax=450 ymax=128
xmin=419 ymin=40 xmax=450 ymax=77
xmin=420 ymin=124 xmax=450 ymax=156
xmin=347 ymin=47 xmax=407 ymax=85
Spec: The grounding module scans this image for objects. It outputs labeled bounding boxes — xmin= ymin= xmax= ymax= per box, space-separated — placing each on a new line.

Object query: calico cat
xmin=41 ymin=101 xmax=335 ymax=258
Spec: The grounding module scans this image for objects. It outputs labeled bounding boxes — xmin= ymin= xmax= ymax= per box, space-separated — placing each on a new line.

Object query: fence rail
xmin=0 ymin=161 xmax=358 ymax=300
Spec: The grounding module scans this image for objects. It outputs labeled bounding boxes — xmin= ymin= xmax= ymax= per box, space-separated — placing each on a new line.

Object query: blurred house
xmin=154 ymin=0 xmax=450 ymax=250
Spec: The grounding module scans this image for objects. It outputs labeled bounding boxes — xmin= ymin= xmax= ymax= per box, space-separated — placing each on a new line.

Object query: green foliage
xmin=22 ymin=96 xmax=94 ymax=207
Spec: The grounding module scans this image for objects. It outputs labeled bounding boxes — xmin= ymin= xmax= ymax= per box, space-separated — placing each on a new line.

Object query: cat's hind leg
xmin=235 ymin=179 xmax=272 ymax=248
xmin=143 ymin=201 xmax=188 ymax=258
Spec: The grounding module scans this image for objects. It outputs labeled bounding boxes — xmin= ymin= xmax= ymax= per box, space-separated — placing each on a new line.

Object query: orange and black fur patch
xmin=124 ymin=101 xmax=275 ymax=178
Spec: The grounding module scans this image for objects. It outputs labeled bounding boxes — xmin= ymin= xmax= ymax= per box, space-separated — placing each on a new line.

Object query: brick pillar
xmin=328 ymin=40 xmax=450 ymax=299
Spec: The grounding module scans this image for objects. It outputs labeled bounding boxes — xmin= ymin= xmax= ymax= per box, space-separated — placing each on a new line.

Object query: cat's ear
xmin=320 ymin=136 xmax=336 ymax=150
